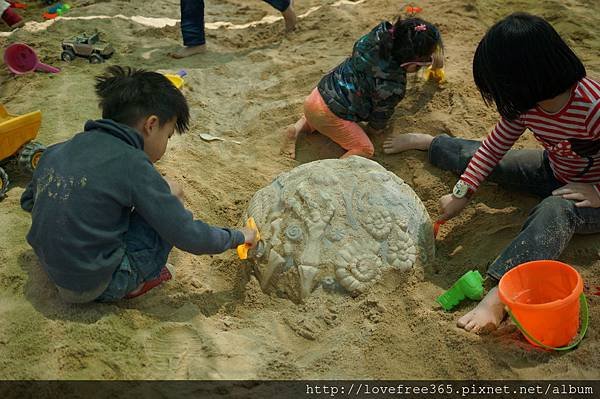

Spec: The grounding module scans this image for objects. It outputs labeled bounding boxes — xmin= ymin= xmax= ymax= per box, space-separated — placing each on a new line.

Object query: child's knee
xmin=363 ymin=142 xmax=375 ymax=158
xmin=354 ymin=142 xmax=375 ymax=158
xmin=343 ymin=144 xmax=375 ymax=159
xmin=536 ymin=195 xmax=576 ymax=216
xmin=530 ymin=196 xmax=579 ymax=230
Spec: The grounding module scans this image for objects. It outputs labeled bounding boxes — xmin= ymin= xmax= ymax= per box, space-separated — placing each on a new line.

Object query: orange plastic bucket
xmin=498 ymin=260 xmax=587 ymax=349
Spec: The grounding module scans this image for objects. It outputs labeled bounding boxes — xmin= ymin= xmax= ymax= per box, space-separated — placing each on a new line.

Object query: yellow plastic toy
xmin=237 ymin=217 xmax=260 ymax=260
xmin=423 ymin=66 xmax=446 ymax=83
xmin=424 ymin=44 xmax=446 ymax=84
xmin=0 ymin=104 xmax=45 ymax=197
xmin=164 ymin=69 xmax=187 ymax=90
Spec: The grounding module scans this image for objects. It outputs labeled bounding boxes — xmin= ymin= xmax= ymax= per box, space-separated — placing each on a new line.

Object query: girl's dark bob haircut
xmin=473 ymin=12 xmax=586 ymax=121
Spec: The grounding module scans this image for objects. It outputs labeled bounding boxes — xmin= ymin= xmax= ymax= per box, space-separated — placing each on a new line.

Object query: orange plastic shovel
xmin=433 ymin=219 xmax=446 ymax=239
xmin=237 ymin=217 xmax=260 ymax=260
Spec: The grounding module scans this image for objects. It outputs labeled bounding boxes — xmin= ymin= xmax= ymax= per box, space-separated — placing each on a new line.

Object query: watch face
xmin=453 ymin=181 xmax=468 ymax=198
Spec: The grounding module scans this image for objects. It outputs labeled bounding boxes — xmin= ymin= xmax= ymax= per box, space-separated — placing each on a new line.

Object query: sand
xmin=0 ymin=0 xmax=599 ymax=379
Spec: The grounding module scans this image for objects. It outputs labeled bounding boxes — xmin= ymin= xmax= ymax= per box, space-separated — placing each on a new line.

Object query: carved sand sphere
xmin=244 ymin=156 xmax=434 ymax=303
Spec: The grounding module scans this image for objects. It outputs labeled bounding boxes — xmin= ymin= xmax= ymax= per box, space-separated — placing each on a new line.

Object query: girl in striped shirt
xmin=383 ymin=13 xmax=600 ymax=334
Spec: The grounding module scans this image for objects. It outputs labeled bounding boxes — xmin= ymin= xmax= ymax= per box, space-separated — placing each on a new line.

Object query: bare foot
xmin=280 ymin=125 xmax=298 ymax=158
xmin=170 ymin=44 xmax=206 ymax=59
xmin=281 ymin=1 xmax=297 ymax=32
xmin=382 ymin=133 xmax=434 ymax=154
xmin=457 ymin=287 xmax=506 ymax=334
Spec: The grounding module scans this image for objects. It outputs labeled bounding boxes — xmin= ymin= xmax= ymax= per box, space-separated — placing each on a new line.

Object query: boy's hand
xmin=439 ymin=193 xmax=470 ymax=220
xmin=240 ymin=226 xmax=259 ymax=247
xmin=552 ymin=183 xmax=600 ymax=208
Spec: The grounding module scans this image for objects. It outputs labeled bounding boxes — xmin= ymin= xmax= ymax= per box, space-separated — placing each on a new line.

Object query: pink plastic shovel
xmin=3 ymin=43 xmax=61 ymax=75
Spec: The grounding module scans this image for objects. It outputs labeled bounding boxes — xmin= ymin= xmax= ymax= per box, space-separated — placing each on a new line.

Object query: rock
xmin=244 ymin=156 xmax=434 ymax=303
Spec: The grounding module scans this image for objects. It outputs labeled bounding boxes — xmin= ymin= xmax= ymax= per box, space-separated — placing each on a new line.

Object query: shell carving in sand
xmin=244 ymin=157 xmax=434 ymax=302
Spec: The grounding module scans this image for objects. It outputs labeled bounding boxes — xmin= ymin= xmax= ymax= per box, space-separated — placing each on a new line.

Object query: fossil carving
xmin=244 ymin=157 xmax=434 ymax=303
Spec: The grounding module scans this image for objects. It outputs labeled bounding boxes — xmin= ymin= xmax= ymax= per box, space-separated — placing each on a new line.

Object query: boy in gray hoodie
xmin=21 ymin=66 xmax=257 ymax=303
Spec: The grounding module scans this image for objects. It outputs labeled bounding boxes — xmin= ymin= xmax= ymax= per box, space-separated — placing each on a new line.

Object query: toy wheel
xmin=61 ymin=49 xmax=75 ymax=62
xmin=89 ymin=54 xmax=103 ymax=64
xmin=0 ymin=167 xmax=8 ymax=198
xmin=18 ymin=141 xmax=46 ymax=174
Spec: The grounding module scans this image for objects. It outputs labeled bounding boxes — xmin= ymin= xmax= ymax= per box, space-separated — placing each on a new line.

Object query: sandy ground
xmin=0 ymin=0 xmax=599 ymax=379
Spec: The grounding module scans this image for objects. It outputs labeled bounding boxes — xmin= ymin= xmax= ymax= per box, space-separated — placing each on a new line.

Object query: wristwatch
xmin=452 ymin=180 xmax=475 ymax=199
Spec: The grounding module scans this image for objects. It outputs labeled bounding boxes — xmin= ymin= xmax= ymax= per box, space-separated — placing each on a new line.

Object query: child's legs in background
xmin=303 ymin=88 xmax=374 ymax=158
xmin=180 ymin=0 xmax=205 ymax=46
xmin=263 ymin=0 xmax=290 ymax=12
xmin=429 ymin=134 xmax=562 ymax=197
xmin=96 ymin=212 xmax=173 ymax=302
xmin=266 ymin=0 xmax=296 ymax=31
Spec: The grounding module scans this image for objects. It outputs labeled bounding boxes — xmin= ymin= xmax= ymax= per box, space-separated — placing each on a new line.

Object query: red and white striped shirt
xmin=460 ymin=77 xmax=600 ymax=194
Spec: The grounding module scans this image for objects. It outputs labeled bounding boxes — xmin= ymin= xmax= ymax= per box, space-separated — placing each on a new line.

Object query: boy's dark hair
xmin=473 ymin=12 xmax=586 ymax=121
xmin=382 ymin=17 xmax=442 ymax=64
xmin=95 ymin=66 xmax=190 ymax=133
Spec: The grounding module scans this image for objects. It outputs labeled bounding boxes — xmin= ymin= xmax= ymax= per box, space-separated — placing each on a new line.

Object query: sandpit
xmin=0 ymin=0 xmax=598 ymax=380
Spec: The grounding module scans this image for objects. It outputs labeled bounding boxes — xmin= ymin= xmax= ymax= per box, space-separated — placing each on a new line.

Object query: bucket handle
xmin=506 ymin=293 xmax=589 ymax=351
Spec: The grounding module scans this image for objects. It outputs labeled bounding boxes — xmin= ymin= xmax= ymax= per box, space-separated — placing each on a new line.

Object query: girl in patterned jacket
xmin=281 ymin=16 xmax=444 ymax=159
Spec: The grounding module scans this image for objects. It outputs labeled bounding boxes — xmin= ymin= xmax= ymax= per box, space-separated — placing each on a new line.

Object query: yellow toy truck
xmin=0 ymin=104 xmax=45 ymax=197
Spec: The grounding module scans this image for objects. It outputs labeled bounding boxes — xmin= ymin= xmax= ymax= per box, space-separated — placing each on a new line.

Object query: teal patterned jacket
xmin=317 ymin=22 xmax=407 ymax=130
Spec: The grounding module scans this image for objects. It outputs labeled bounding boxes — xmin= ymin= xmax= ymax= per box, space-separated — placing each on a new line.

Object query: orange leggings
xmin=303 ymin=88 xmax=374 ymax=158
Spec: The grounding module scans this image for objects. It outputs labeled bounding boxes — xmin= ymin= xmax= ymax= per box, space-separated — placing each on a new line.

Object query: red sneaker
xmin=2 ymin=7 xmax=24 ymax=29
xmin=125 ymin=263 xmax=175 ymax=299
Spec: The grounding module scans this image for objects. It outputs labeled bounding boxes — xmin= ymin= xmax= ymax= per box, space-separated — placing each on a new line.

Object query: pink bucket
xmin=3 ymin=43 xmax=61 ymax=75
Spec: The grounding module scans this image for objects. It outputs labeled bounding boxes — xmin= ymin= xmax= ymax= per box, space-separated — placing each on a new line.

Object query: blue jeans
xmin=180 ymin=0 xmax=291 ymax=46
xmin=263 ymin=0 xmax=291 ymax=12
xmin=430 ymin=135 xmax=600 ymax=280
xmin=180 ymin=0 xmax=205 ymax=46
xmin=96 ymin=212 xmax=172 ymax=302
xmin=180 ymin=0 xmax=290 ymax=46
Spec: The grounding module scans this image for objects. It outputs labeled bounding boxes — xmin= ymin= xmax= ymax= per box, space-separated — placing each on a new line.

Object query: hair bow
xmin=405 ymin=6 xmax=423 ymax=15
xmin=414 ymin=24 xmax=427 ymax=32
